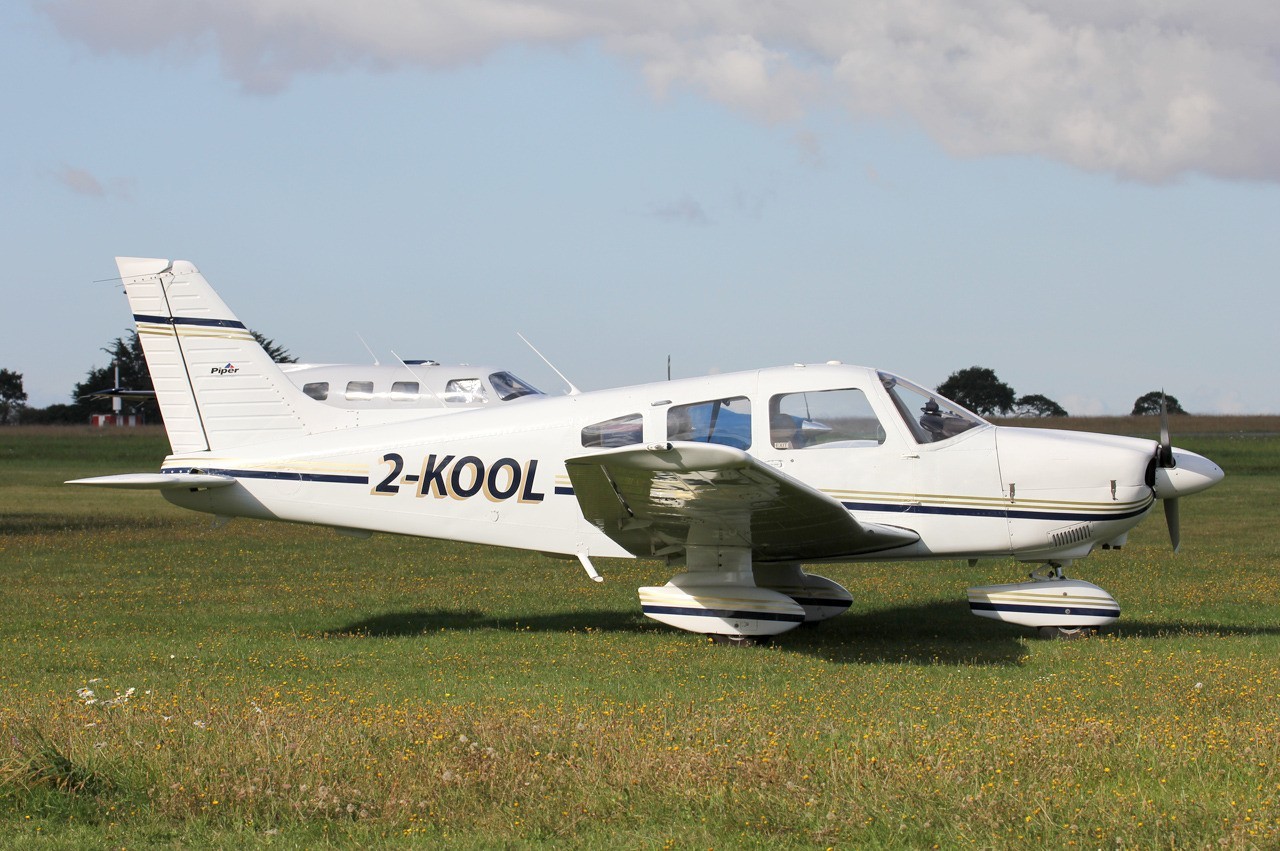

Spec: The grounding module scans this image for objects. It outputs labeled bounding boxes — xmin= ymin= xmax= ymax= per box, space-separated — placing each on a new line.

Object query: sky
xmin=3 ymin=1 xmax=1279 ymax=415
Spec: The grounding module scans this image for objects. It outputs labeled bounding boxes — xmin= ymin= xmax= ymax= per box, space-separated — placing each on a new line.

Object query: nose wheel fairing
xmin=967 ymin=576 xmax=1120 ymax=631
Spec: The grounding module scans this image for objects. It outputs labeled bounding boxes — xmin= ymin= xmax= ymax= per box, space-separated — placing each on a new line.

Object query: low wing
xmin=565 ymin=441 xmax=918 ymax=562
xmin=66 ymin=473 xmax=236 ymax=490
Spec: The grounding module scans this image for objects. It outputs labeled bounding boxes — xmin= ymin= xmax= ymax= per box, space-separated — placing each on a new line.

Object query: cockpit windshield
xmin=488 ymin=371 xmax=543 ymax=402
xmin=878 ymin=371 xmax=986 ymax=444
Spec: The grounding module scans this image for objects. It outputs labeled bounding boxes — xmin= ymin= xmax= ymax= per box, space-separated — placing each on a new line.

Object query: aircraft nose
xmin=1152 ymin=448 xmax=1225 ymax=499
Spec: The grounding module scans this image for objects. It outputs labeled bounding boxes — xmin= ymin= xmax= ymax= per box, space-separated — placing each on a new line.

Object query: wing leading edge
xmin=565 ymin=442 xmax=919 ymax=563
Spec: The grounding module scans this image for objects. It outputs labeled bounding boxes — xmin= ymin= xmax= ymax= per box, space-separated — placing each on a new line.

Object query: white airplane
xmin=69 ymin=257 xmax=1225 ymax=642
xmin=88 ymin=349 xmax=542 ymax=418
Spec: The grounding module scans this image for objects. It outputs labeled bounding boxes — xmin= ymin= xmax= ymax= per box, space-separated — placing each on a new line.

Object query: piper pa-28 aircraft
xmin=70 ymin=258 xmax=1225 ymax=642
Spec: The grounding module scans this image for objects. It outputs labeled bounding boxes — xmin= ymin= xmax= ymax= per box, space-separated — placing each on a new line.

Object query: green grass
xmin=1 ymin=424 xmax=1278 ymax=848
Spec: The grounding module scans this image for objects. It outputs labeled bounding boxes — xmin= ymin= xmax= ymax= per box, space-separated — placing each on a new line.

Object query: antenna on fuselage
xmin=390 ymin=350 xmax=447 ymax=408
xmin=517 ymin=332 xmax=581 ymax=396
xmin=356 ymin=332 xmax=380 ymax=365
xmin=667 ymin=355 xmax=671 ymax=381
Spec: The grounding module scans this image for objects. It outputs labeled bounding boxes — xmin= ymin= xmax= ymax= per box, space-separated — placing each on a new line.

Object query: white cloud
xmin=651 ymin=196 xmax=711 ymax=225
xmin=1060 ymin=394 xmax=1108 ymax=417
xmin=39 ymin=0 xmax=1280 ymax=180
xmin=53 ymin=164 xmax=132 ymax=199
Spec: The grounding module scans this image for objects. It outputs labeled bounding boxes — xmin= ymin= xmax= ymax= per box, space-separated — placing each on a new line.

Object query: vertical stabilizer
xmin=117 ymin=257 xmax=326 ymax=453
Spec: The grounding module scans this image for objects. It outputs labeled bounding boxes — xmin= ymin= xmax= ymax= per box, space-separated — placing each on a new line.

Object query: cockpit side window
xmin=582 ymin=413 xmax=643 ymax=448
xmin=443 ymin=378 xmax=487 ymax=405
xmin=489 ymin=371 xmax=542 ymax=401
xmin=769 ymin=389 xmax=884 ymax=450
xmin=879 ymin=372 xmax=985 ymax=444
xmin=667 ymin=397 xmax=752 ymax=449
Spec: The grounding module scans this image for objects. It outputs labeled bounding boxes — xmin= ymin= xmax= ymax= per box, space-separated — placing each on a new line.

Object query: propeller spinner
xmin=1150 ymin=393 xmax=1225 ymax=551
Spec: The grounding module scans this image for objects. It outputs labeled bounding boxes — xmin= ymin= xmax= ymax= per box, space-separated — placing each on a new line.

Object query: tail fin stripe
xmin=133 ymin=313 xmax=247 ymax=330
xmin=140 ymin=326 xmax=256 ymax=342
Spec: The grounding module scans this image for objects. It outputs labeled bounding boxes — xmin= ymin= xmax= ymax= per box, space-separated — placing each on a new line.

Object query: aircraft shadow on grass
xmin=325 ymin=608 xmax=652 ymax=639
xmin=324 ymin=600 xmax=1038 ymax=667
xmin=1107 ymin=620 xmax=1280 ymax=639
xmin=325 ymin=599 xmax=1280 ymax=666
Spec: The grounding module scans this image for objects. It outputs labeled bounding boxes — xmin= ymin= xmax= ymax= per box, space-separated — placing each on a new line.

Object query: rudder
xmin=117 ymin=257 xmax=326 ymax=453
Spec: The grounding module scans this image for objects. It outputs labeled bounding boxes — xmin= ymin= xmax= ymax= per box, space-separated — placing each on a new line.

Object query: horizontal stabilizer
xmin=65 ymin=473 xmax=236 ymax=490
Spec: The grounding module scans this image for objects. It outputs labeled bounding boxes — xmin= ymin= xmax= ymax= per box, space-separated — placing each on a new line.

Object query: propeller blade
xmin=1157 ymin=392 xmax=1174 ymax=467
xmin=1164 ymin=497 xmax=1181 ymax=553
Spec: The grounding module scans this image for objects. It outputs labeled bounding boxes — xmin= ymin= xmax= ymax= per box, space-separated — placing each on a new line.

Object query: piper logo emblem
xmin=210 ymin=363 xmax=239 ymax=375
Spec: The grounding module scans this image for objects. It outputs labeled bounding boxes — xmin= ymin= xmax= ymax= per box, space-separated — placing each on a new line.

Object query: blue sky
xmin=4 ymin=1 xmax=1278 ymax=414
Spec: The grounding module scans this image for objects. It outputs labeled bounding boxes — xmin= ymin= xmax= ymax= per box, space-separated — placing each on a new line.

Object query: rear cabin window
xmin=582 ymin=413 xmax=643 ymax=448
xmin=390 ymin=381 xmax=420 ymax=401
xmin=302 ymin=381 xmax=329 ymax=401
xmin=769 ymin=388 xmax=884 ymax=450
xmin=345 ymin=380 xmax=374 ymax=401
xmin=667 ymin=397 xmax=752 ymax=449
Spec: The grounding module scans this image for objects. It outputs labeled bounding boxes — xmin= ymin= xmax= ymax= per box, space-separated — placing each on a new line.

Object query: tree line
xmin=1 ymin=329 xmax=294 ymax=425
xmin=935 ymin=366 xmax=1186 ymax=418
xmin=0 ymin=346 xmax=1187 ymax=426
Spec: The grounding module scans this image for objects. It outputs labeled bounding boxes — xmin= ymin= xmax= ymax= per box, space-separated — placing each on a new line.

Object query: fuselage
xmin=156 ymin=362 xmax=1196 ymax=566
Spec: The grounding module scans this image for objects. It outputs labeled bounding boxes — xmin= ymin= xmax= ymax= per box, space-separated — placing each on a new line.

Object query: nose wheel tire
xmin=1037 ymin=625 xmax=1096 ymax=640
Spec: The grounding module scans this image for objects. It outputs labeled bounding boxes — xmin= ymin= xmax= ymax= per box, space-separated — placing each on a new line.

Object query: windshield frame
xmin=878 ymin=371 xmax=988 ymax=444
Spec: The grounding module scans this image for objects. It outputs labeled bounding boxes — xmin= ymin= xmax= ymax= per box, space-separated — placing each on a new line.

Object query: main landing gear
xmin=638 ymin=549 xmax=853 ymax=641
xmin=967 ymin=561 xmax=1121 ymax=638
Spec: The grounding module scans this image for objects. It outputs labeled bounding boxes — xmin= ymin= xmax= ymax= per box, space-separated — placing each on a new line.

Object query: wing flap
xmin=66 ymin=473 xmax=236 ymax=490
xmin=565 ymin=442 xmax=918 ymax=561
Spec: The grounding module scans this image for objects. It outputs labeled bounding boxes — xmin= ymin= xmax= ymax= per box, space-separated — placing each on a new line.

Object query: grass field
xmin=1 ymin=423 xmax=1278 ymax=848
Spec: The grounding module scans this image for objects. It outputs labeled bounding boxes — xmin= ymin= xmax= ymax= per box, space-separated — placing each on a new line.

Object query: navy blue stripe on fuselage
xmin=134 ymin=314 xmax=247 ymax=329
xmin=840 ymin=500 xmax=1152 ymax=524
xmin=642 ymin=604 xmax=805 ymax=624
xmin=969 ymin=601 xmax=1120 ymax=618
xmin=161 ymin=466 xmax=367 ymax=485
xmin=788 ymin=596 xmax=853 ymax=610
xmin=554 ymin=486 xmax=575 ymax=496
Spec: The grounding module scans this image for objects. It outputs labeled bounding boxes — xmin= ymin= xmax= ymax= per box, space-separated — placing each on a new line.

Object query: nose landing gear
xmin=967 ymin=561 xmax=1120 ymax=637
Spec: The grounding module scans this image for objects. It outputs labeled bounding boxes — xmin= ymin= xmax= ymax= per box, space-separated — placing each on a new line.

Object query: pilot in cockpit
xmin=920 ymin=399 xmax=946 ymax=441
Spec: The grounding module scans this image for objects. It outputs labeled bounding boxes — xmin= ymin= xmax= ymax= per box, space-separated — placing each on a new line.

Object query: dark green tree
xmin=1013 ymin=394 xmax=1068 ymax=418
xmin=1131 ymin=391 xmax=1187 ymax=416
xmin=73 ymin=331 xmax=154 ymax=418
xmin=72 ymin=329 xmax=297 ymax=420
xmin=936 ymin=366 xmax=1016 ymax=416
xmin=0 ymin=368 xmax=28 ymax=424
xmin=251 ymin=331 xmax=297 ymax=365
